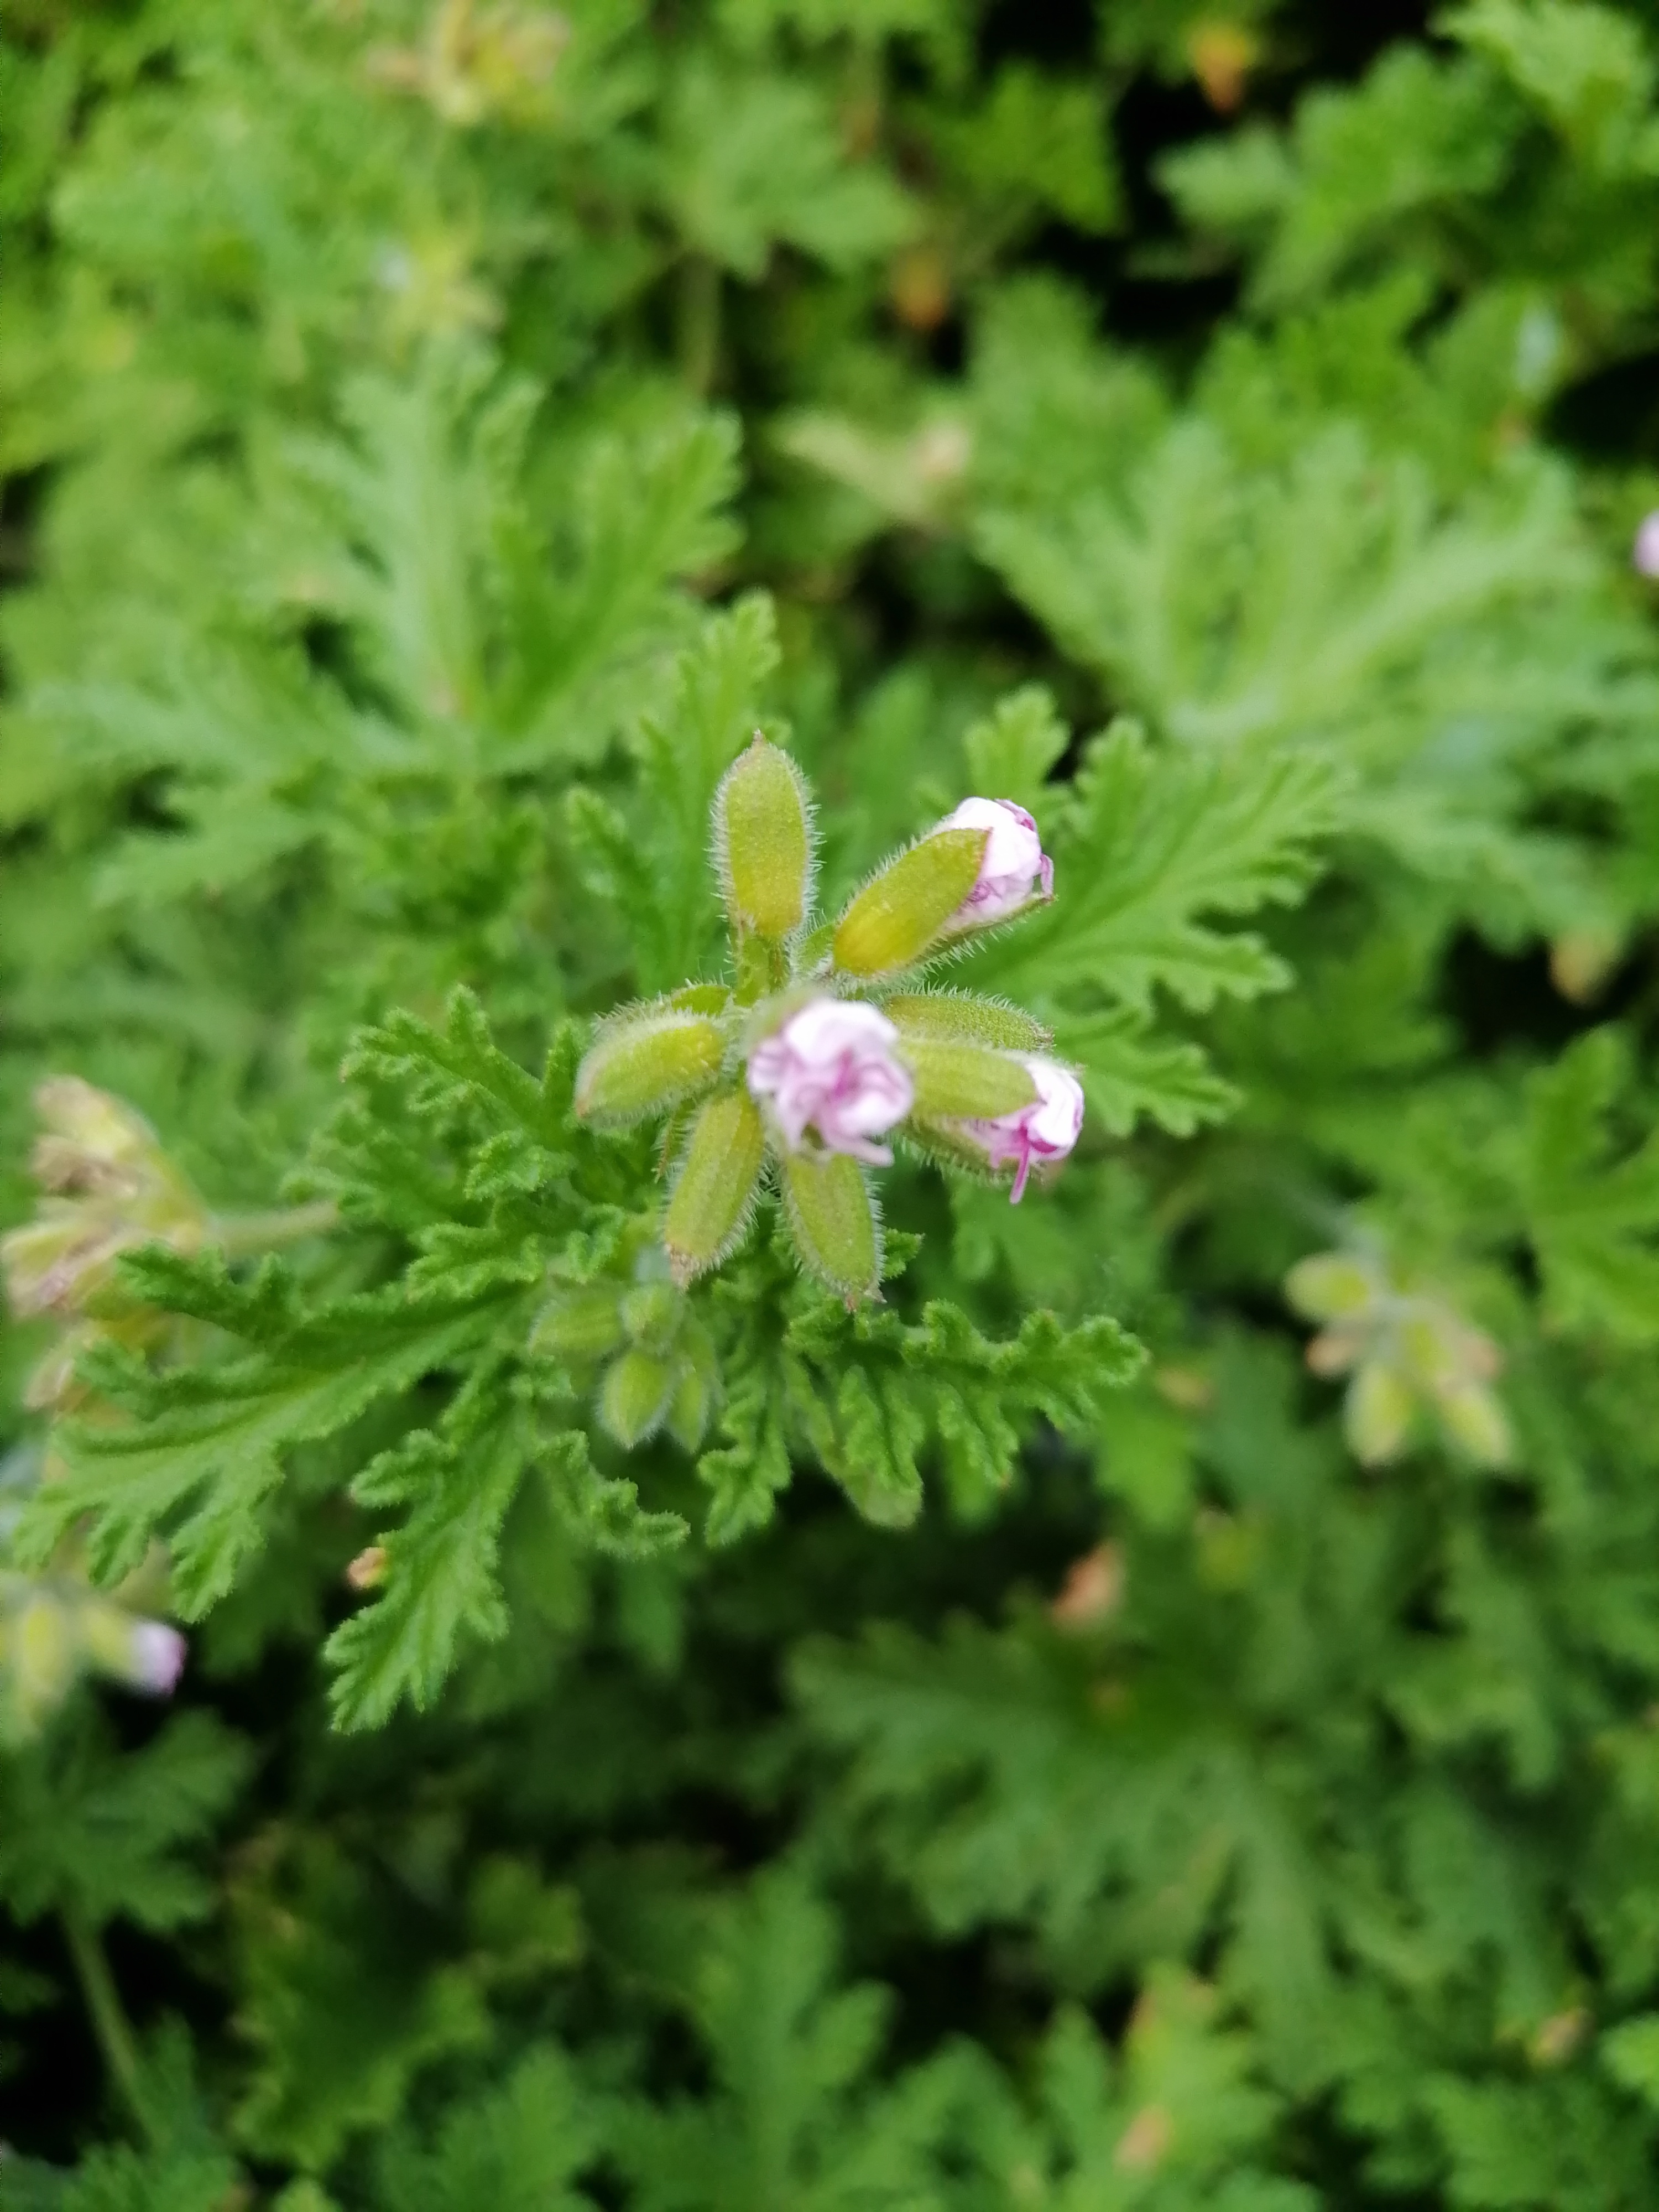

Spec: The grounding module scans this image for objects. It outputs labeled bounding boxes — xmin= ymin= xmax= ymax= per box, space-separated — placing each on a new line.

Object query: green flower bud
xmin=884 ymin=991 xmax=1052 ymax=1053
xmin=530 ymin=1290 xmax=625 ymax=1362
xmin=666 ymin=1360 xmax=714 ymax=1452
xmin=665 ymin=983 xmax=735 ymax=1016
xmin=716 ymin=735 xmax=813 ymax=941
xmin=832 ymin=827 xmax=988 ymax=980
xmin=575 ymin=1010 xmax=727 ymax=1126
xmin=781 ymin=1150 xmax=881 ymax=1306
xmin=600 ymin=1349 xmax=678 ymax=1448
xmin=1285 ymin=1253 xmax=1379 ymax=1323
xmin=10 ymin=1590 xmax=76 ymax=1725
xmin=901 ymin=1040 xmax=1039 ymax=1123
xmin=1345 ymin=1360 xmax=1414 ymax=1466
xmin=665 ymin=1088 xmax=766 ymax=1287
xmin=620 ymin=1282 xmax=681 ymax=1354
xmin=1436 ymin=1380 xmax=1512 ymax=1467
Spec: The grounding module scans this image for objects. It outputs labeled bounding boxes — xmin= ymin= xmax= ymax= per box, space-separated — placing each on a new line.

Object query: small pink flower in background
xmin=963 ymin=1056 xmax=1084 ymax=1203
xmin=936 ymin=797 xmax=1052 ymax=927
xmin=1634 ymin=512 xmax=1659 ymax=577
xmin=128 ymin=1621 xmax=187 ymax=1696
xmin=748 ymin=999 xmax=914 ymax=1165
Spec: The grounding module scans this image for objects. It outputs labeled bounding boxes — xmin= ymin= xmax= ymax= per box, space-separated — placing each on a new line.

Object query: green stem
xmin=209 ymin=1198 xmax=339 ymax=1258
xmin=62 ymin=1907 xmax=152 ymax=2142
xmin=677 ymin=253 xmax=721 ymax=398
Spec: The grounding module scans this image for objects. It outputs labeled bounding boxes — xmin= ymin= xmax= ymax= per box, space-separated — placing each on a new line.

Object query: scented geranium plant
xmin=14 ymin=2 xmax=1659 ymax=2207
xmin=574 ymin=738 xmax=1082 ymax=1303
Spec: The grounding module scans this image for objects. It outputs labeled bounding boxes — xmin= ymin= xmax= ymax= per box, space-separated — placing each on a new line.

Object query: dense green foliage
xmin=5 ymin=0 xmax=1659 ymax=2201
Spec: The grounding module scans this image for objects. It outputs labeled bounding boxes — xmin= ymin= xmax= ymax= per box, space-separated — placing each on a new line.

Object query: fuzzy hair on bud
xmin=600 ymin=1348 xmax=679 ymax=1448
xmin=575 ymin=1009 xmax=729 ymax=1126
xmin=531 ymin=1289 xmax=627 ymax=1363
xmin=901 ymin=1040 xmax=1039 ymax=1124
xmin=883 ymin=991 xmax=1052 ymax=1053
xmin=780 ymin=1149 xmax=882 ymax=1306
xmin=664 ymin=1088 xmax=767 ymax=1287
xmin=715 ymin=735 xmax=815 ymax=942
xmin=831 ymin=827 xmax=989 ymax=979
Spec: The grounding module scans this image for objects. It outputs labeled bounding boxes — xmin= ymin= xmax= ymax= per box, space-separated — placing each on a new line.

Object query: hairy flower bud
xmin=747 ymin=999 xmax=914 ymax=1165
xmin=831 ymin=828 xmax=989 ymax=979
xmin=600 ymin=1348 xmax=680 ymax=1448
xmin=932 ymin=797 xmax=1053 ymax=930
xmin=531 ymin=1288 xmax=627 ymax=1362
xmin=716 ymin=735 xmax=813 ymax=942
xmin=781 ymin=1150 xmax=881 ymax=1305
xmin=902 ymin=1040 xmax=1039 ymax=1123
xmin=665 ymin=1088 xmax=767 ymax=1286
xmin=884 ymin=991 xmax=1052 ymax=1053
xmin=575 ymin=1010 xmax=727 ymax=1126
xmin=953 ymin=1056 xmax=1084 ymax=1203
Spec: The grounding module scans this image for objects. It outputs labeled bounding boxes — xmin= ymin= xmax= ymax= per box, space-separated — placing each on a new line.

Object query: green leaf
xmin=0 ymin=1710 xmax=248 ymax=1931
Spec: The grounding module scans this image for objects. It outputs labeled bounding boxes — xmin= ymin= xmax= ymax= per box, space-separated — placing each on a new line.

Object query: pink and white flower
xmin=961 ymin=1055 xmax=1084 ymax=1203
xmin=747 ymin=999 xmax=914 ymax=1166
xmin=936 ymin=797 xmax=1053 ymax=928
xmin=1636 ymin=512 xmax=1659 ymax=578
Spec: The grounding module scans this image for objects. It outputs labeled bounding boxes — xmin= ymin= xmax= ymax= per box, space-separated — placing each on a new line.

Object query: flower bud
xmin=620 ymin=1282 xmax=681 ymax=1354
xmin=781 ymin=1150 xmax=881 ymax=1305
xmin=1285 ymin=1253 xmax=1379 ymax=1324
xmin=1345 ymin=1360 xmax=1414 ymax=1466
xmin=716 ymin=735 xmax=814 ymax=941
xmin=2 ymin=1214 xmax=134 ymax=1321
xmin=902 ymin=1040 xmax=1039 ymax=1123
xmin=747 ymin=999 xmax=913 ymax=1165
xmin=664 ymin=1088 xmax=766 ymax=1287
xmin=884 ymin=991 xmax=1051 ymax=1053
xmin=347 ymin=1546 xmax=390 ymax=1591
xmin=10 ymin=1590 xmax=76 ymax=1721
xmin=832 ymin=827 xmax=989 ymax=979
xmin=666 ymin=1358 xmax=716 ymax=1452
xmin=31 ymin=1077 xmax=164 ymax=1197
xmin=79 ymin=1598 xmax=187 ymax=1695
xmin=575 ymin=1010 xmax=727 ymax=1126
xmin=1434 ymin=1380 xmax=1512 ymax=1467
xmin=931 ymin=797 xmax=1052 ymax=930
xmin=600 ymin=1348 xmax=678 ymax=1448
xmin=530 ymin=1289 xmax=626 ymax=1362
xmin=950 ymin=1055 xmax=1083 ymax=1203
xmin=1635 ymin=511 xmax=1659 ymax=578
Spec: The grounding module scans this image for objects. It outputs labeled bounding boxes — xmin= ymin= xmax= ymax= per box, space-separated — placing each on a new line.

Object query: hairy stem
xmin=62 ymin=1908 xmax=151 ymax=2142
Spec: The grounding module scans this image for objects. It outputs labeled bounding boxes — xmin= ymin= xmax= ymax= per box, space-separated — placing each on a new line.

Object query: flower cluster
xmin=0 ymin=1078 xmax=211 ymax=1409
xmin=531 ymin=1227 xmax=721 ymax=1451
xmin=575 ymin=738 xmax=1082 ymax=1305
xmin=1 ymin=1077 xmax=337 ymax=1410
xmin=1286 ymin=1248 xmax=1511 ymax=1468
